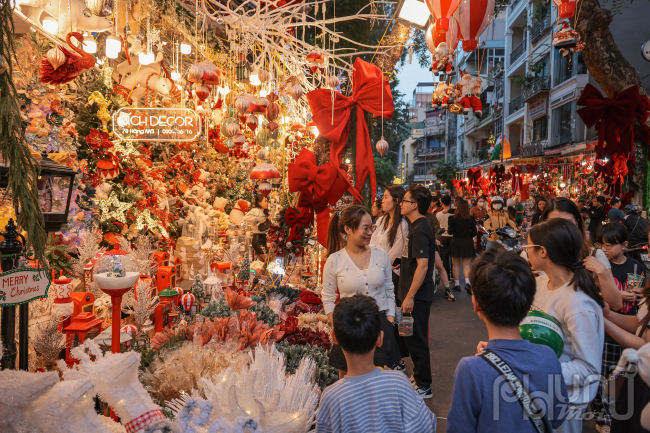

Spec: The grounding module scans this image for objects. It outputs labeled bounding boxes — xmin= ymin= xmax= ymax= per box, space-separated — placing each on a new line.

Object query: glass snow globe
xmin=92 ymin=250 xmax=140 ymax=295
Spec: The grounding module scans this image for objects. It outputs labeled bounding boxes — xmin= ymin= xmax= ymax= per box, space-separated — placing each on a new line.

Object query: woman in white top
xmin=323 ymin=205 xmax=400 ymax=377
xmin=242 ymin=194 xmax=271 ymax=261
xmin=526 ymin=218 xmax=605 ymax=433
xmin=539 ymin=197 xmax=623 ymax=311
xmin=370 ymin=184 xmax=409 ymax=289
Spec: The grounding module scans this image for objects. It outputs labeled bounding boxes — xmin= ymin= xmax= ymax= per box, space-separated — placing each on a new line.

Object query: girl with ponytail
xmin=526 ymin=218 xmax=605 ymax=432
xmin=322 ymin=205 xmax=401 ymax=377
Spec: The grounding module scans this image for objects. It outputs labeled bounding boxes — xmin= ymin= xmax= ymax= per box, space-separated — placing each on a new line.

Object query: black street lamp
xmin=0 ymin=152 xmax=77 ymax=233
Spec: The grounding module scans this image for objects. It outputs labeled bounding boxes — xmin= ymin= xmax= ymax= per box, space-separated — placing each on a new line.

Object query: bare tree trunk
xmin=373 ymin=22 xmax=412 ymax=73
xmin=573 ymin=0 xmax=650 ymax=207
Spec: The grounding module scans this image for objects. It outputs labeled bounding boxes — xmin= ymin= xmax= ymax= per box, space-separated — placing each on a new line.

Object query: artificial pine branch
xmin=0 ymin=1 xmax=47 ymax=267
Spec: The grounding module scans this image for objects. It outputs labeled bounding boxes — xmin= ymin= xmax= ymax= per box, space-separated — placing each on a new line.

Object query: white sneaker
xmin=415 ymin=385 xmax=433 ymax=399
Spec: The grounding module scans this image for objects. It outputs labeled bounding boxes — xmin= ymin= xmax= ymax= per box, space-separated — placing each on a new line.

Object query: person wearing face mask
xmin=483 ymin=196 xmax=517 ymax=250
xmin=470 ymin=196 xmax=487 ymax=220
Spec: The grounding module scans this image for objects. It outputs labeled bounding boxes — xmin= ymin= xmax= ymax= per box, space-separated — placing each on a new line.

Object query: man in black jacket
xmin=623 ymin=205 xmax=650 ymax=247
xmin=586 ymin=196 xmax=607 ymax=243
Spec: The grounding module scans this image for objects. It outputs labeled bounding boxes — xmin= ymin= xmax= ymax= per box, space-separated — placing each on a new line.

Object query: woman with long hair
xmin=448 ymin=199 xmax=477 ymax=295
xmin=242 ymin=193 xmax=271 ymax=262
xmin=525 ymin=218 xmax=604 ymax=432
xmin=370 ymin=185 xmax=409 ymax=288
xmin=603 ymin=228 xmax=650 ymax=433
xmin=540 ymin=197 xmax=622 ymax=311
xmin=531 ymin=196 xmax=547 ymax=226
xmin=322 ymin=205 xmax=400 ymax=377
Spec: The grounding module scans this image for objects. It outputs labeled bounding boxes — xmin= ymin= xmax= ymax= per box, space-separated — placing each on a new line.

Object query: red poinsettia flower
xmin=99 ymin=139 xmax=114 ymax=149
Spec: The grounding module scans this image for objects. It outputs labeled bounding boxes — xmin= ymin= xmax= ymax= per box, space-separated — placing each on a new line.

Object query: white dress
xmin=322 ymin=247 xmax=396 ymax=317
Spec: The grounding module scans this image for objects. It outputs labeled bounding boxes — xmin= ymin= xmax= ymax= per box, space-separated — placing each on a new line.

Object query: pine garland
xmin=0 ymin=2 xmax=47 ymax=267
xmin=248 ymin=295 xmax=280 ymax=327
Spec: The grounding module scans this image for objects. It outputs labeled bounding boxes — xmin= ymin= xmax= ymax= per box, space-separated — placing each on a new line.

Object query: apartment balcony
xmin=510 ymin=38 xmax=527 ymax=66
xmin=508 ymin=96 xmax=523 ymax=116
xmin=465 ymin=116 xmax=477 ymax=134
xmin=424 ymin=124 xmax=446 ymax=136
xmin=530 ymin=15 xmax=552 ymax=45
xmin=476 ymin=105 xmax=493 ymax=129
xmin=519 ymin=139 xmax=548 ymax=157
xmin=522 ymin=76 xmax=551 ymax=103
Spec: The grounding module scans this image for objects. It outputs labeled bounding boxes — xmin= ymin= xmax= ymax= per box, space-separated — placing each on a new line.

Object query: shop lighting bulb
xmin=249 ymin=69 xmax=261 ymax=86
xmin=581 ymin=161 xmax=587 ymax=166
xmin=42 ymin=17 xmax=58 ymax=34
xmin=171 ymin=70 xmax=181 ymax=81
xmin=345 ymin=158 xmax=351 ymax=164
xmin=81 ymin=33 xmax=97 ymax=53
xmin=106 ymin=35 xmax=121 ymax=57
xmin=560 ymin=182 xmax=566 ymax=188
xmin=603 ymin=157 xmax=609 ymax=162
xmin=180 ymin=39 xmax=192 ymax=55
xmin=259 ymin=90 xmax=268 ymax=97
xmin=139 ymin=51 xmax=154 ymax=65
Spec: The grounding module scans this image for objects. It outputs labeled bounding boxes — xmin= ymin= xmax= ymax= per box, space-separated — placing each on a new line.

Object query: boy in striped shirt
xmin=316 ymin=295 xmax=437 ymax=433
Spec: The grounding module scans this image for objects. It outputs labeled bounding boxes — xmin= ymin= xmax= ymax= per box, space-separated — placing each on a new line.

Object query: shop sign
xmin=112 ymin=108 xmax=202 ymax=142
xmin=516 ymin=157 xmax=543 ymax=165
xmin=0 ymin=268 xmax=50 ymax=307
xmin=529 ymin=97 xmax=547 ymax=120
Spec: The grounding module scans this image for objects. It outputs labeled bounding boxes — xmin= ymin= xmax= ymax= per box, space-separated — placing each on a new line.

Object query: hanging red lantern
xmin=266 ymin=102 xmax=280 ymax=121
xmin=192 ymin=83 xmax=210 ymax=103
xmin=552 ymin=0 xmax=576 ymax=18
xmin=456 ymin=0 xmax=495 ymax=52
xmin=246 ymin=114 xmax=259 ymax=131
xmin=426 ymin=0 xmax=462 ymax=33
xmin=258 ymin=181 xmax=272 ymax=197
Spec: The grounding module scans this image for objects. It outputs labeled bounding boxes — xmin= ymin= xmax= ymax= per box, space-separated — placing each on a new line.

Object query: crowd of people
xmin=315 ymin=184 xmax=650 ymax=433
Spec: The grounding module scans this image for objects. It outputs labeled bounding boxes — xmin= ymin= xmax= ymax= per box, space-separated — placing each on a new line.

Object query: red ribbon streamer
xmin=306 ymin=58 xmax=394 ymax=203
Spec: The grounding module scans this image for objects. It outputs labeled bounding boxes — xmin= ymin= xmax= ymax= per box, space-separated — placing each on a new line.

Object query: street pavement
xmin=401 ymin=280 xmax=597 ymax=433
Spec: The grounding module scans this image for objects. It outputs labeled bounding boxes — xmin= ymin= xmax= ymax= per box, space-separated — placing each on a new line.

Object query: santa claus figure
xmin=457 ymin=70 xmax=483 ymax=118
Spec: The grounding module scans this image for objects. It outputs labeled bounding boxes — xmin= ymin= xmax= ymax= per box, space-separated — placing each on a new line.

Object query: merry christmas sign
xmin=0 ymin=269 xmax=50 ymax=307
xmin=112 ymin=108 xmax=202 ymax=142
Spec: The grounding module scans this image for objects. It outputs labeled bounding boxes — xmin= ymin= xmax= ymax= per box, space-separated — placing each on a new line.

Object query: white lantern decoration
xmin=105 ymin=35 xmax=121 ymax=58
xmin=82 ymin=33 xmax=97 ymax=53
xmin=41 ymin=16 xmax=58 ymax=34
xmin=139 ymin=51 xmax=154 ymax=65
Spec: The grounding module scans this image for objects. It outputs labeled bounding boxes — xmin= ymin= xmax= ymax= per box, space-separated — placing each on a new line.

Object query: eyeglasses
xmin=358 ymin=226 xmax=373 ymax=234
xmin=521 ymin=244 xmax=541 ymax=250
xmin=402 ymin=199 xmax=415 ymax=205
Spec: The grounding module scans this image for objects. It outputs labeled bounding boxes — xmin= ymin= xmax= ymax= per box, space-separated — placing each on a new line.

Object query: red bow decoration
xmin=467 ymin=168 xmax=482 ymax=193
xmin=526 ymin=164 xmax=538 ymax=173
xmin=284 ymin=207 xmax=313 ymax=242
xmin=307 ymin=58 xmax=394 ymax=203
xmin=288 ymin=148 xmax=361 ymax=246
xmin=577 ymin=84 xmax=650 ymax=159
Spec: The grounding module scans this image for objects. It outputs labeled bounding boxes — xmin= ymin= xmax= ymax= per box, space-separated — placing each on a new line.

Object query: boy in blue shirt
xmin=317 ymin=295 xmax=436 ymax=433
xmin=447 ymin=249 xmax=568 ymax=433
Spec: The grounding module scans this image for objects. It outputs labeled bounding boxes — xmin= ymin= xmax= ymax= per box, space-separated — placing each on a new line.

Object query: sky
xmin=395 ymin=59 xmax=435 ymax=102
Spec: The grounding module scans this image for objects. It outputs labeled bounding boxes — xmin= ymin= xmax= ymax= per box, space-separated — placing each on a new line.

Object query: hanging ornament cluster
xmin=553 ymin=21 xmax=585 ymax=56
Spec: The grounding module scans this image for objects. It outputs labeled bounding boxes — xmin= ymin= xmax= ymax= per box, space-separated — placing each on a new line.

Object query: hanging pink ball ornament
xmin=376 ymin=136 xmax=389 ymax=156
xmin=246 ymin=114 xmax=259 ymax=131
xmin=326 ymin=76 xmax=339 ymax=88
xmin=226 ymin=121 xmax=241 ymax=137
xmin=290 ymin=83 xmax=303 ymax=101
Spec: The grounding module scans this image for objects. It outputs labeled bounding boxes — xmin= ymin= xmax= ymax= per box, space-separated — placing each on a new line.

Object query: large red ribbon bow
xmin=307 ymin=58 xmax=394 ymax=202
xmin=577 ymin=84 xmax=650 ymax=159
xmin=284 ymin=207 xmax=313 ymax=242
xmin=288 ymin=148 xmax=361 ymax=246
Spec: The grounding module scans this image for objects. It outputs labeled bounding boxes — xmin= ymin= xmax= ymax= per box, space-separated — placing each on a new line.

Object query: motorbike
xmin=480 ymin=225 xmax=524 ymax=253
xmin=475 ymin=217 xmax=487 ymax=253
xmin=625 ymin=243 xmax=650 ymax=273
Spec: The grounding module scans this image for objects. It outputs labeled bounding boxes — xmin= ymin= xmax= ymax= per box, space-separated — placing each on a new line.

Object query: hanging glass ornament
xmin=225 ymin=139 xmax=235 ymax=149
